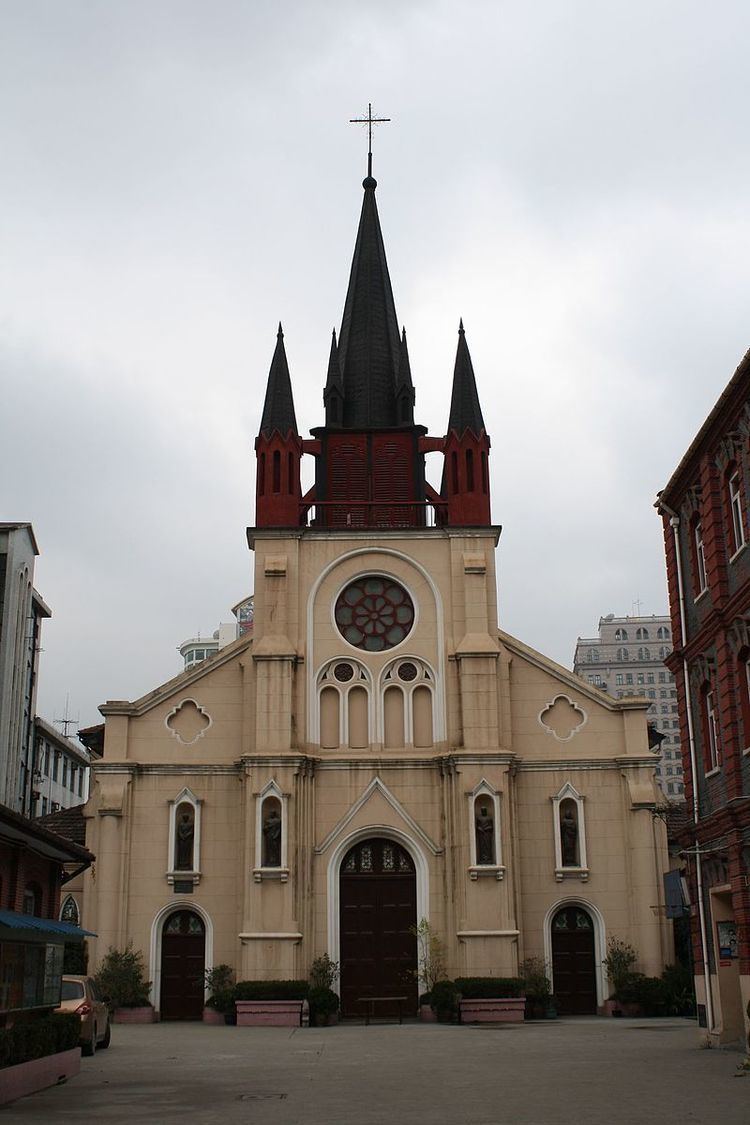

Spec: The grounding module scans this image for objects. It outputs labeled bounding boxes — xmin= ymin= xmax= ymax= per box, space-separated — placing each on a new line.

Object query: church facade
xmin=81 ymin=169 xmax=671 ymax=1019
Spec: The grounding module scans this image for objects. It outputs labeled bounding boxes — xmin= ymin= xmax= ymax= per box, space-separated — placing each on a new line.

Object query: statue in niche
xmin=475 ymin=803 xmax=495 ymax=865
xmin=560 ymin=805 xmax=579 ymax=867
xmin=175 ymin=807 xmax=195 ymax=870
xmin=262 ymin=805 xmax=282 ymax=867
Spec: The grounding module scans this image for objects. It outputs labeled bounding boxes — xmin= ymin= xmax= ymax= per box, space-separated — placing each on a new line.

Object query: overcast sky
xmin=2 ymin=1 xmax=749 ymax=733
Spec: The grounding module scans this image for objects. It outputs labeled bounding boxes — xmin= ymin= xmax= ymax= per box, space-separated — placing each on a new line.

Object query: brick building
xmin=657 ymin=349 xmax=750 ymax=1047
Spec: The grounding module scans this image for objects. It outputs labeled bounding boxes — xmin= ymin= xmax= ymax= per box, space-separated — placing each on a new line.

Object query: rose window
xmin=335 ymin=577 xmax=414 ymax=652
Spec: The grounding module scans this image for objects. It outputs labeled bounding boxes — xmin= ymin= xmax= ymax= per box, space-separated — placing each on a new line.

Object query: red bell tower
xmin=251 ymin=170 xmax=493 ymax=533
xmin=441 ymin=321 xmax=492 ymax=527
xmin=254 ymin=324 xmax=302 ymax=528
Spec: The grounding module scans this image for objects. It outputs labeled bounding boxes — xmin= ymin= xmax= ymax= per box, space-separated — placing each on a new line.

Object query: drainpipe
xmin=655 ymin=495 xmax=715 ymax=1032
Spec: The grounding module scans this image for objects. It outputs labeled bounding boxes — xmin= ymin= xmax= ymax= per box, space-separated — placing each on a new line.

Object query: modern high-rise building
xmin=31 ymin=716 xmax=93 ymax=818
xmin=0 ymin=523 xmax=51 ymax=813
xmin=573 ymin=614 xmax=684 ymax=800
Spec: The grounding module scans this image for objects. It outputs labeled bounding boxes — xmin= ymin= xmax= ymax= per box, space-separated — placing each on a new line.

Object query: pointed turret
xmin=323 ymin=329 xmax=344 ymax=427
xmin=259 ymin=324 xmax=298 ymax=439
xmin=254 ymin=325 xmax=302 ymax=528
xmin=448 ymin=320 xmax=485 ymax=436
xmin=395 ymin=328 xmax=415 ymax=426
xmin=442 ymin=322 xmax=491 ymax=526
xmin=337 ymin=176 xmax=403 ymax=428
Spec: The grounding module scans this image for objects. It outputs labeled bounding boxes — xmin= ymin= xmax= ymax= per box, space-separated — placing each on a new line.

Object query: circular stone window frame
xmin=330 ymin=571 xmax=419 ymax=656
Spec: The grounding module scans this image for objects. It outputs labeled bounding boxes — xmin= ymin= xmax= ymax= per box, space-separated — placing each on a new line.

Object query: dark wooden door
xmin=160 ymin=910 xmax=205 ymax=1020
xmin=340 ymin=838 xmax=418 ymax=1018
xmin=551 ymin=906 xmax=597 ymax=1015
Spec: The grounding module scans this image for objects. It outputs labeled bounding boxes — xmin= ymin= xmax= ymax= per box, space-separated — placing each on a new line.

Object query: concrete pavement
xmin=1 ymin=1018 xmax=746 ymax=1124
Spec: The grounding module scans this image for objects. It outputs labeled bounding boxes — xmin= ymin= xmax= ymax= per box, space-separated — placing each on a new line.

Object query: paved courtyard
xmin=2 ymin=1018 xmax=747 ymax=1124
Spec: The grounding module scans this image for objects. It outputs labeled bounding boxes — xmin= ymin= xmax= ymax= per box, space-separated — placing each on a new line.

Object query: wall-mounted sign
xmin=717 ymin=919 xmax=737 ymax=962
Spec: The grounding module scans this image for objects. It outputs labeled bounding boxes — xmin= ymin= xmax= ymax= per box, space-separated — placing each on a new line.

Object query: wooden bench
xmin=358 ymin=995 xmax=408 ymax=1025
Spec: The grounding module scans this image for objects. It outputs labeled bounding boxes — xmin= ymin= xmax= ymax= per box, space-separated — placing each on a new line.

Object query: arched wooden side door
xmin=340 ymin=838 xmax=417 ymax=1018
xmin=551 ymin=905 xmax=597 ymax=1015
xmin=160 ymin=910 xmax=205 ymax=1020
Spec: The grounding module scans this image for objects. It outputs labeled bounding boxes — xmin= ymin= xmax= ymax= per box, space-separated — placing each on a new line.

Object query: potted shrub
xmin=602 ymin=936 xmax=637 ymax=1016
xmin=234 ymin=980 xmax=309 ymax=1027
xmin=412 ymin=919 xmax=447 ymax=1022
xmin=429 ymin=979 xmax=459 ymax=1023
xmin=454 ymin=976 xmax=526 ymax=1023
xmin=94 ymin=944 xmax=155 ymax=1023
xmin=202 ymin=964 xmax=235 ymax=1025
xmin=308 ymin=954 xmax=340 ymax=1027
xmin=520 ymin=956 xmax=555 ymax=1020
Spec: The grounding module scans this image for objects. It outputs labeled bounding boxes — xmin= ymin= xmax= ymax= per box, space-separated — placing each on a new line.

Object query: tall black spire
xmin=336 ymin=177 xmax=403 ymax=428
xmin=259 ymin=323 xmax=298 ymax=438
xmin=447 ymin=320 xmax=486 ymax=436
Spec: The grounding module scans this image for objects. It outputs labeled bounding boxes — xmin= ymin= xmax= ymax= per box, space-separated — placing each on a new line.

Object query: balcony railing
xmin=303 ymin=501 xmax=443 ymax=530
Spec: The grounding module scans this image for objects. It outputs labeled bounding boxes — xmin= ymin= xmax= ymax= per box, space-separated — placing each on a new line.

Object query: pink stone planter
xmin=236 ymin=999 xmax=308 ymax=1027
xmin=460 ymin=997 xmax=526 ymax=1023
xmin=1 ymin=1047 xmax=81 ymax=1106
xmin=112 ymin=1006 xmax=156 ymax=1024
xmin=202 ymin=1007 xmax=226 ymax=1025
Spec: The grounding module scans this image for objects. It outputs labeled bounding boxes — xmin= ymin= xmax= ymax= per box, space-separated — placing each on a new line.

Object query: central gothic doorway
xmin=339 ymin=837 xmax=418 ymax=1018
xmin=160 ymin=909 xmax=205 ymax=1020
xmin=551 ymin=905 xmax=597 ymax=1015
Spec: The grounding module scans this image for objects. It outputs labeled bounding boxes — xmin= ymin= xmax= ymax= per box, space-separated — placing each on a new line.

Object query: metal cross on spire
xmin=349 ymin=103 xmax=391 ymax=178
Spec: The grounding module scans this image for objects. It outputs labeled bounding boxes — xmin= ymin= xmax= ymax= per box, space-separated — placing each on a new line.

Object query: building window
xmin=615 ymin=628 xmax=628 ymax=641
xmin=728 ymin=469 xmax=745 ymax=554
xmin=615 ymin=674 xmax=623 ymax=685
xmin=702 ymin=687 xmax=720 ymax=772
xmin=23 ymin=883 xmax=42 ymax=917
xmin=647 ymin=673 xmax=654 ymax=684
xmin=626 ymin=673 xmax=633 ymax=684
xmin=317 ymin=659 xmax=372 ymax=749
xmin=692 ymin=518 xmax=708 ymax=594
xmin=636 ymin=627 xmax=649 ymax=641
xmin=52 ymin=751 xmax=60 ymax=782
xmin=616 ymin=647 xmax=629 ymax=661
xmin=657 ymin=626 xmax=669 ymax=640
xmin=659 ymin=672 xmax=666 ymax=684
xmin=62 ymin=759 xmax=68 ymax=788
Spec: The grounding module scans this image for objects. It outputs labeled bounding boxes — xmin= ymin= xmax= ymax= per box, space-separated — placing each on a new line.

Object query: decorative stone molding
xmin=538 ymin=695 xmax=587 ymax=743
xmin=688 ymin=653 xmax=716 ymax=691
xmin=727 ymin=616 xmax=750 ymax=654
xmin=165 ymin=699 xmax=212 ymax=747
xmin=681 ymin=486 xmax=702 ymax=520
xmin=167 ymin=786 xmax=202 ymax=885
xmin=715 ymin=432 xmax=741 ymax=473
xmin=466 ymin=778 xmax=504 ymax=879
xmin=253 ymin=778 xmax=289 ymax=882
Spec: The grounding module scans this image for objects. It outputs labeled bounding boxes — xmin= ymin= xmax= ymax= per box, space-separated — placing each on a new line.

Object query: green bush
xmin=615 ymin=973 xmax=670 ymax=1015
xmin=234 ymin=980 xmax=309 ymax=1001
xmin=308 ymin=986 xmax=339 ymax=1024
xmin=519 ymin=957 xmax=551 ymax=1002
xmin=429 ymin=979 xmax=459 ymax=1020
xmin=94 ymin=944 xmax=151 ymax=1009
xmin=309 ymin=954 xmax=338 ymax=991
xmin=0 ymin=1012 xmax=80 ymax=1070
xmin=660 ymin=963 xmax=696 ymax=1017
xmin=603 ymin=937 xmax=637 ymax=998
xmin=454 ymin=976 xmax=525 ymax=999
xmin=204 ymin=964 xmax=235 ymax=1012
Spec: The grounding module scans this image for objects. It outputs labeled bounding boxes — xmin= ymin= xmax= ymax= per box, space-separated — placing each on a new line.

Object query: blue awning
xmin=0 ymin=909 xmax=96 ymax=939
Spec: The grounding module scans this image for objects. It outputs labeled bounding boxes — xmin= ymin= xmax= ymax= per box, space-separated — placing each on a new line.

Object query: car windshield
xmin=61 ymin=980 xmax=85 ymax=1001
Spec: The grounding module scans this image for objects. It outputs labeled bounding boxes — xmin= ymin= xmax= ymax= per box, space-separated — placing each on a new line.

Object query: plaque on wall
xmin=173 ymin=880 xmax=194 ymax=894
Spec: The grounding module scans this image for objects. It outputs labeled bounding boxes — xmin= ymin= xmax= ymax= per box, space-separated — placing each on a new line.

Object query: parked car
xmin=56 ymin=975 xmax=111 ymax=1055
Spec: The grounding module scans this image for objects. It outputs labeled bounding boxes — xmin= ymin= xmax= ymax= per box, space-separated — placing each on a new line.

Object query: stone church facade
xmin=81 ymin=169 xmax=671 ymax=1019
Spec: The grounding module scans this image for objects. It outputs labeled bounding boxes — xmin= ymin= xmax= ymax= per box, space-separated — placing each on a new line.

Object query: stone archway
xmin=339 ymin=837 xmax=418 ymax=1018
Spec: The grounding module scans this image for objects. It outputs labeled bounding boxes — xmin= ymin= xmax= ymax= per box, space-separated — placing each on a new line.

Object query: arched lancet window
xmin=616 ymin=647 xmax=629 ymax=661
xmin=467 ymin=781 xmax=503 ymax=878
xmin=254 ymin=780 xmax=289 ymax=880
xmin=465 ymin=449 xmax=475 ymax=491
xmin=272 ymin=449 xmax=281 ymax=493
xmin=656 ymin=626 xmax=669 ymax=640
xmin=615 ymin=628 xmax=628 ymax=642
xmin=287 ymin=452 xmax=294 ymax=494
xmin=167 ymin=788 xmax=202 ymax=885
xmin=451 ymin=451 xmax=459 ymax=493
xmin=60 ymin=895 xmax=79 ymax=925
xmin=636 ymin=627 xmax=649 ymax=641
xmin=258 ymin=453 xmax=266 ymax=494
xmin=317 ymin=660 xmax=372 ymax=750
xmin=380 ymin=659 xmax=436 ymax=749
xmin=551 ymin=783 xmax=588 ymax=879
xmin=480 ymin=451 xmax=488 ymax=494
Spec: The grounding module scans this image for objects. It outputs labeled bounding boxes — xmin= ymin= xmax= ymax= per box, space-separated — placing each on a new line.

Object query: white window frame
xmin=694 ymin=520 xmax=707 ymax=594
xmin=729 ymin=471 xmax=745 ymax=555
xmin=315 ymin=659 xmax=372 ymax=748
xmin=467 ymin=780 xmax=504 ymax=880
xmin=254 ymin=779 xmax=289 ymax=883
xmin=167 ymin=787 xmax=202 ymax=886
xmin=705 ymin=689 xmax=720 ymax=773
xmin=551 ymin=782 xmax=588 ymax=882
